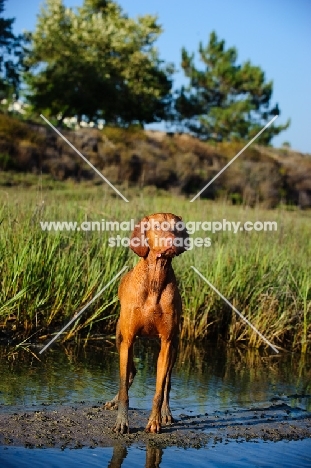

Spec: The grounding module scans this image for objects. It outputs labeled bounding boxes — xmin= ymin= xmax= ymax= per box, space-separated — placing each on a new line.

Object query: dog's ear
xmin=174 ymin=215 xmax=189 ymax=255
xmin=130 ymin=217 xmax=150 ymax=257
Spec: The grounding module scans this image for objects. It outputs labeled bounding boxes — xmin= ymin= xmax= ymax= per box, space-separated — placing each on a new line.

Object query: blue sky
xmin=5 ymin=0 xmax=311 ymax=152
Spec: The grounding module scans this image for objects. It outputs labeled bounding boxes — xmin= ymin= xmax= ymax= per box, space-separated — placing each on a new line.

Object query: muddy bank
xmin=0 ymin=402 xmax=310 ymax=449
xmin=1 ymin=114 xmax=311 ymax=208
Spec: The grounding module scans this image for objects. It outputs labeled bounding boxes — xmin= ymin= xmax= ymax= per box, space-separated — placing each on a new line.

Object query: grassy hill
xmin=0 ymin=113 xmax=311 ymax=208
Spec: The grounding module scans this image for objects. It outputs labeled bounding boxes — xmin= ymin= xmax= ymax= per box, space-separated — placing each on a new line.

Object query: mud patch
xmin=0 ymin=403 xmax=310 ymax=449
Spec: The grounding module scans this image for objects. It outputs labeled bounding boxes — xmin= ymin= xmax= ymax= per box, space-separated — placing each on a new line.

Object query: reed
xmin=0 ymin=182 xmax=310 ymax=351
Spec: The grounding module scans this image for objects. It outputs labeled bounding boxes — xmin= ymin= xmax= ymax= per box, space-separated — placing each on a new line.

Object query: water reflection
xmin=1 ymin=441 xmax=311 ymax=468
xmin=108 ymin=445 xmax=162 ymax=468
xmin=0 ymin=341 xmax=310 ymax=413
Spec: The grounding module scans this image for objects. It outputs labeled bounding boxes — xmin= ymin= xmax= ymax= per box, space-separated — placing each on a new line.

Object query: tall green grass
xmin=0 ymin=182 xmax=310 ymax=351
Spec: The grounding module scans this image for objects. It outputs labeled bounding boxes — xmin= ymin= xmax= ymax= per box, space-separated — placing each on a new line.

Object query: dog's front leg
xmin=145 ymin=339 xmax=172 ymax=433
xmin=161 ymin=337 xmax=177 ymax=425
xmin=114 ymin=340 xmax=133 ymax=434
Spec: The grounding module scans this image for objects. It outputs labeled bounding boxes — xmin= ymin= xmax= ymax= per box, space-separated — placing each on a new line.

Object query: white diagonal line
xmin=190 ymin=115 xmax=278 ymax=202
xmin=39 ymin=265 xmax=128 ymax=354
xmin=40 ymin=114 xmax=129 ymax=202
xmin=191 ymin=266 xmax=279 ymax=354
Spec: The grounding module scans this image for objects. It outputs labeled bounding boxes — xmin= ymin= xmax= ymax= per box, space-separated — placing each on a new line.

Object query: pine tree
xmin=0 ymin=0 xmax=23 ymax=100
xmin=174 ymin=31 xmax=289 ymax=144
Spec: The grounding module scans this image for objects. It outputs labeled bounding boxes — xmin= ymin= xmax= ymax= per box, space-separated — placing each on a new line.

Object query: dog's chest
xmin=139 ymin=305 xmax=173 ymax=337
xmin=136 ymin=292 xmax=177 ymax=336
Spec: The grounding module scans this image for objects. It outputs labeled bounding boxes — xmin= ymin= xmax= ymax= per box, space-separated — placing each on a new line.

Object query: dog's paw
xmin=113 ymin=416 xmax=129 ymax=434
xmin=103 ymin=400 xmax=118 ymax=410
xmin=145 ymin=418 xmax=162 ymax=434
xmin=161 ymin=405 xmax=174 ymax=425
xmin=161 ymin=413 xmax=174 ymax=425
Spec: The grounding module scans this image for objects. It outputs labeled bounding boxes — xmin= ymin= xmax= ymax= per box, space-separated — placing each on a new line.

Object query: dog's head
xmin=130 ymin=213 xmax=189 ymax=258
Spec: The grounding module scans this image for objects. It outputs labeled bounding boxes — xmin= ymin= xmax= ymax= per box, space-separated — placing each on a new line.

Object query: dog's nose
xmin=166 ymin=237 xmax=173 ymax=247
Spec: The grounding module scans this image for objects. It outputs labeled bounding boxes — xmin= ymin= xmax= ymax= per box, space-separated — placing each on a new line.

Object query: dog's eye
xmin=154 ymin=224 xmax=161 ymax=230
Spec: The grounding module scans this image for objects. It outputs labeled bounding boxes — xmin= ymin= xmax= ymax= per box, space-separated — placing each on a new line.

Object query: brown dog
xmin=104 ymin=213 xmax=188 ymax=434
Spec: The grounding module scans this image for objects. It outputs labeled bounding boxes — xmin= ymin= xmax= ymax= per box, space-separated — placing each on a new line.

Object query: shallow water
xmin=0 ymin=341 xmax=311 ymax=467
xmin=1 ymin=440 xmax=311 ymax=468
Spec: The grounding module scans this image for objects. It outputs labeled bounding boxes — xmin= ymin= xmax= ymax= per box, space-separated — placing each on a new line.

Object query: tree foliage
xmin=24 ymin=0 xmax=173 ymax=125
xmin=174 ymin=31 xmax=289 ymax=144
xmin=0 ymin=0 xmax=23 ymax=100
